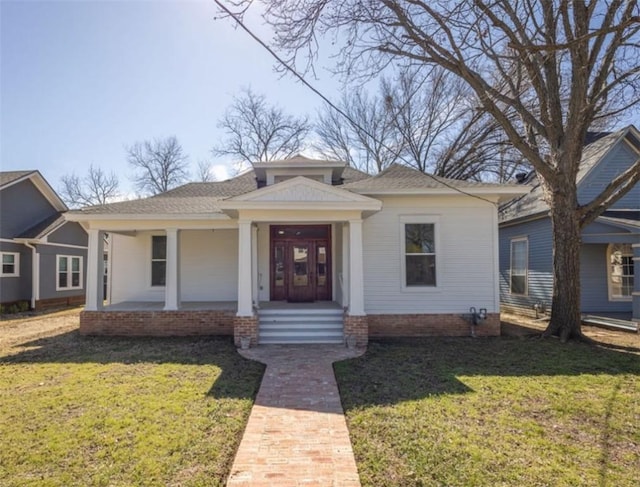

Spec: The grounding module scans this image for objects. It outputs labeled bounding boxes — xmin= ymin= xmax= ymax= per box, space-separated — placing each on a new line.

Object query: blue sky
xmin=1 ymin=0 xmax=342 ymax=194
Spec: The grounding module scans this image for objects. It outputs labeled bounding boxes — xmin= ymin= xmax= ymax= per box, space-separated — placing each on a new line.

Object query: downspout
xmin=23 ymin=242 xmax=38 ymax=310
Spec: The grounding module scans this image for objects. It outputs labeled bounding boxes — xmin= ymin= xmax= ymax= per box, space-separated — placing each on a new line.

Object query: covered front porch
xmin=78 ymin=183 xmax=380 ymax=345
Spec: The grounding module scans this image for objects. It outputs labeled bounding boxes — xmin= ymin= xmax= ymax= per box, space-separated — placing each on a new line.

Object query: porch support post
xmin=633 ymin=243 xmax=640 ymax=325
xmin=342 ymin=222 xmax=350 ymax=307
xmin=85 ymin=229 xmax=105 ymax=311
xmin=164 ymin=228 xmax=181 ymax=311
xmin=348 ymin=219 xmax=365 ymax=315
xmin=251 ymin=224 xmax=259 ymax=308
xmin=237 ymin=220 xmax=253 ymax=316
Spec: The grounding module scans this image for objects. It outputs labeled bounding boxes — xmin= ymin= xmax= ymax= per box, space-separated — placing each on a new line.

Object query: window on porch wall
xmin=151 ymin=236 xmax=167 ymax=286
xmin=608 ymin=243 xmax=634 ymax=299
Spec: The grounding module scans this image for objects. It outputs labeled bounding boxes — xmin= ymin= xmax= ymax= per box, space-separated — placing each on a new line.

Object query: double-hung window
xmin=151 ymin=236 xmax=167 ymax=287
xmin=403 ymin=221 xmax=437 ymax=287
xmin=510 ymin=237 xmax=528 ymax=295
xmin=57 ymin=255 xmax=82 ymax=290
xmin=608 ymin=243 xmax=634 ymax=300
xmin=1 ymin=252 xmax=19 ymax=277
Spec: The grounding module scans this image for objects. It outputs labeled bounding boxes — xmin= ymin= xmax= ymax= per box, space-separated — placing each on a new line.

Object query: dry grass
xmin=335 ymin=332 xmax=640 ymax=487
xmin=0 ymin=322 xmax=264 ymax=487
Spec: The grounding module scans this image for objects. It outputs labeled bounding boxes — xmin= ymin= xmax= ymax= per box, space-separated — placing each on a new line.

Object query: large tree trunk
xmin=543 ymin=186 xmax=584 ymax=341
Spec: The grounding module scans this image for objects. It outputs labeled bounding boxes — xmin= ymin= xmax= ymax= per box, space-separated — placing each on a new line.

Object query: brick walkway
xmin=227 ymin=345 xmax=364 ymax=487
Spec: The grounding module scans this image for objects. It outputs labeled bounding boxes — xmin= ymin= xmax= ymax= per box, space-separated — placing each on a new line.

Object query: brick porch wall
xmin=344 ymin=314 xmax=369 ymax=347
xmin=234 ymin=315 xmax=259 ymax=348
xmin=367 ymin=313 xmax=500 ymax=337
xmin=80 ymin=310 xmax=235 ymax=336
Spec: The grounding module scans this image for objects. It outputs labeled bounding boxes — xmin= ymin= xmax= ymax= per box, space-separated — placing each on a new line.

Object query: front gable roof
xmin=218 ymin=176 xmax=382 ymax=213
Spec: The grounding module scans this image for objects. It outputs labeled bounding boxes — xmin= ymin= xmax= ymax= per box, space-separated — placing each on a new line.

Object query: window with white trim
xmin=151 ymin=235 xmax=167 ymax=287
xmin=57 ymin=255 xmax=83 ymax=290
xmin=510 ymin=237 xmax=528 ymax=295
xmin=608 ymin=243 xmax=633 ymax=300
xmin=1 ymin=252 xmax=19 ymax=277
xmin=403 ymin=222 xmax=437 ymax=287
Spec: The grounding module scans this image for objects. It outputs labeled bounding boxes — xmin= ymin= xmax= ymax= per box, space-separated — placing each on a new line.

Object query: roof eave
xmin=64 ymin=212 xmax=229 ymax=222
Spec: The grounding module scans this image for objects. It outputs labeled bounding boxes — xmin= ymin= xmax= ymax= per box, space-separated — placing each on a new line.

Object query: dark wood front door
xmin=270 ymin=225 xmax=332 ymax=302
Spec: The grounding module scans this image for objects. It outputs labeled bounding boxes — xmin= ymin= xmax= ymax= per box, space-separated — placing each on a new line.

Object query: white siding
xmin=181 ymin=230 xmax=238 ymax=301
xmin=110 ymin=230 xmax=238 ymax=303
xmin=362 ymin=196 xmax=499 ymax=314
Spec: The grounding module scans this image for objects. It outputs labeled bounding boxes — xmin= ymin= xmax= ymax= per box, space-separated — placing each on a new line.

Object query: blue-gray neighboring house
xmin=499 ymin=125 xmax=639 ymax=329
xmin=0 ymin=170 xmax=88 ymax=310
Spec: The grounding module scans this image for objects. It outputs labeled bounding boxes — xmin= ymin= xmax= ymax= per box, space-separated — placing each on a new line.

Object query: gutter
xmin=22 ymin=242 xmax=39 ymax=310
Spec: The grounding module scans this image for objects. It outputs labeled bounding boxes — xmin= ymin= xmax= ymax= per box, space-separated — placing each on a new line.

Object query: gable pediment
xmin=225 ymin=176 xmax=376 ymax=204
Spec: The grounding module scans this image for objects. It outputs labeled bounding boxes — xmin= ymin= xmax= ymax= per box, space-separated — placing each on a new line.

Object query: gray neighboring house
xmin=0 ymin=170 xmax=88 ymax=310
xmin=499 ymin=125 xmax=640 ymax=329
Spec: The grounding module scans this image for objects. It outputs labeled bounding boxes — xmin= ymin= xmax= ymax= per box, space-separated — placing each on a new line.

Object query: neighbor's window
xmin=404 ymin=223 xmax=436 ymax=286
xmin=608 ymin=243 xmax=634 ymax=300
xmin=57 ymin=255 xmax=82 ymax=290
xmin=1 ymin=252 xmax=19 ymax=277
xmin=151 ymin=235 xmax=167 ymax=287
xmin=510 ymin=237 xmax=528 ymax=295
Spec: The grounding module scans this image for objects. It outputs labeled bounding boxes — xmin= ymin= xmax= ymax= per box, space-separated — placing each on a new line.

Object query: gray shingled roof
xmin=17 ymin=214 xmax=66 ymax=239
xmin=70 ymin=161 xmax=519 ymax=217
xmin=343 ymin=163 xmax=512 ymax=192
xmin=499 ymin=127 xmax=639 ymax=223
xmin=72 ymin=167 xmax=372 ymax=216
xmin=0 ymin=170 xmax=35 ymax=188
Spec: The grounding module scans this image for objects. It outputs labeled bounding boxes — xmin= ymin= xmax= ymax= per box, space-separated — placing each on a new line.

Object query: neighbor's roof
xmin=0 ymin=169 xmax=68 ymax=212
xmin=598 ymin=210 xmax=640 ymax=231
xmin=499 ymin=126 xmax=640 ymax=223
xmin=16 ymin=214 xmax=67 ymax=240
xmin=0 ymin=170 xmax=36 ymax=188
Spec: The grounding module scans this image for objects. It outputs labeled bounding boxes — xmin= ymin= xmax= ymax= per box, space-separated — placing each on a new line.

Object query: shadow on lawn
xmin=0 ymin=331 xmax=265 ymax=400
xmin=334 ymin=337 xmax=640 ymax=408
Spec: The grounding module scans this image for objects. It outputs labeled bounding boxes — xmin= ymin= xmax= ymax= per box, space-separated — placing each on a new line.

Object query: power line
xmin=213 ymin=0 xmax=498 ymax=205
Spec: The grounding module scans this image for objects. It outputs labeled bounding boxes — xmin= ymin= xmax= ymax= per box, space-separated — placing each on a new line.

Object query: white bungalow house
xmin=65 ymin=157 xmax=527 ymax=347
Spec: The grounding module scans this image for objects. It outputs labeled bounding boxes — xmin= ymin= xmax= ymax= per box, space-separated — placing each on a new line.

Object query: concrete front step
xmin=258 ymin=308 xmax=344 ymax=344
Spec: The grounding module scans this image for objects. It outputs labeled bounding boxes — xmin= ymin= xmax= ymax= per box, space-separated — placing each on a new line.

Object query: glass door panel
xmin=292 ymin=244 xmax=309 ymax=287
xmin=274 ymin=245 xmax=285 ymax=288
xmin=317 ymin=245 xmax=327 ymax=286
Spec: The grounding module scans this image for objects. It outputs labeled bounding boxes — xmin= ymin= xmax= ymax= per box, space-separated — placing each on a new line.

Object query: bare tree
xmin=59 ymin=164 xmax=120 ymax=208
xmin=196 ymin=160 xmax=215 ymax=182
xmin=317 ymin=89 xmax=403 ymax=173
xmin=127 ymin=136 xmax=189 ymax=195
xmin=316 ymin=67 xmax=529 ymax=180
xmin=213 ymin=87 xmax=309 ymax=171
xmin=235 ymin=0 xmax=640 ymax=340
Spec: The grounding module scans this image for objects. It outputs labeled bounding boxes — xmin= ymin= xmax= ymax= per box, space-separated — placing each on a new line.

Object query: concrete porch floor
xmin=102 ymin=300 xmax=343 ymax=312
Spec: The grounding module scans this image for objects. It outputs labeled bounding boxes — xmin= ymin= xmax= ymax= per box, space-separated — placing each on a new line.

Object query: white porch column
xmin=237 ymin=220 xmax=253 ymax=316
xmin=85 ymin=229 xmax=105 ymax=311
xmin=342 ymin=222 xmax=350 ymax=307
xmin=348 ymin=219 xmax=365 ymax=315
xmin=251 ymin=224 xmax=259 ymax=308
xmin=164 ymin=228 xmax=181 ymax=311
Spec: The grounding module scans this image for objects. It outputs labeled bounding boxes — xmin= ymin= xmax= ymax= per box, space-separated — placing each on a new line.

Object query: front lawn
xmin=0 ymin=332 xmax=264 ymax=487
xmin=335 ymin=338 xmax=640 ymax=487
